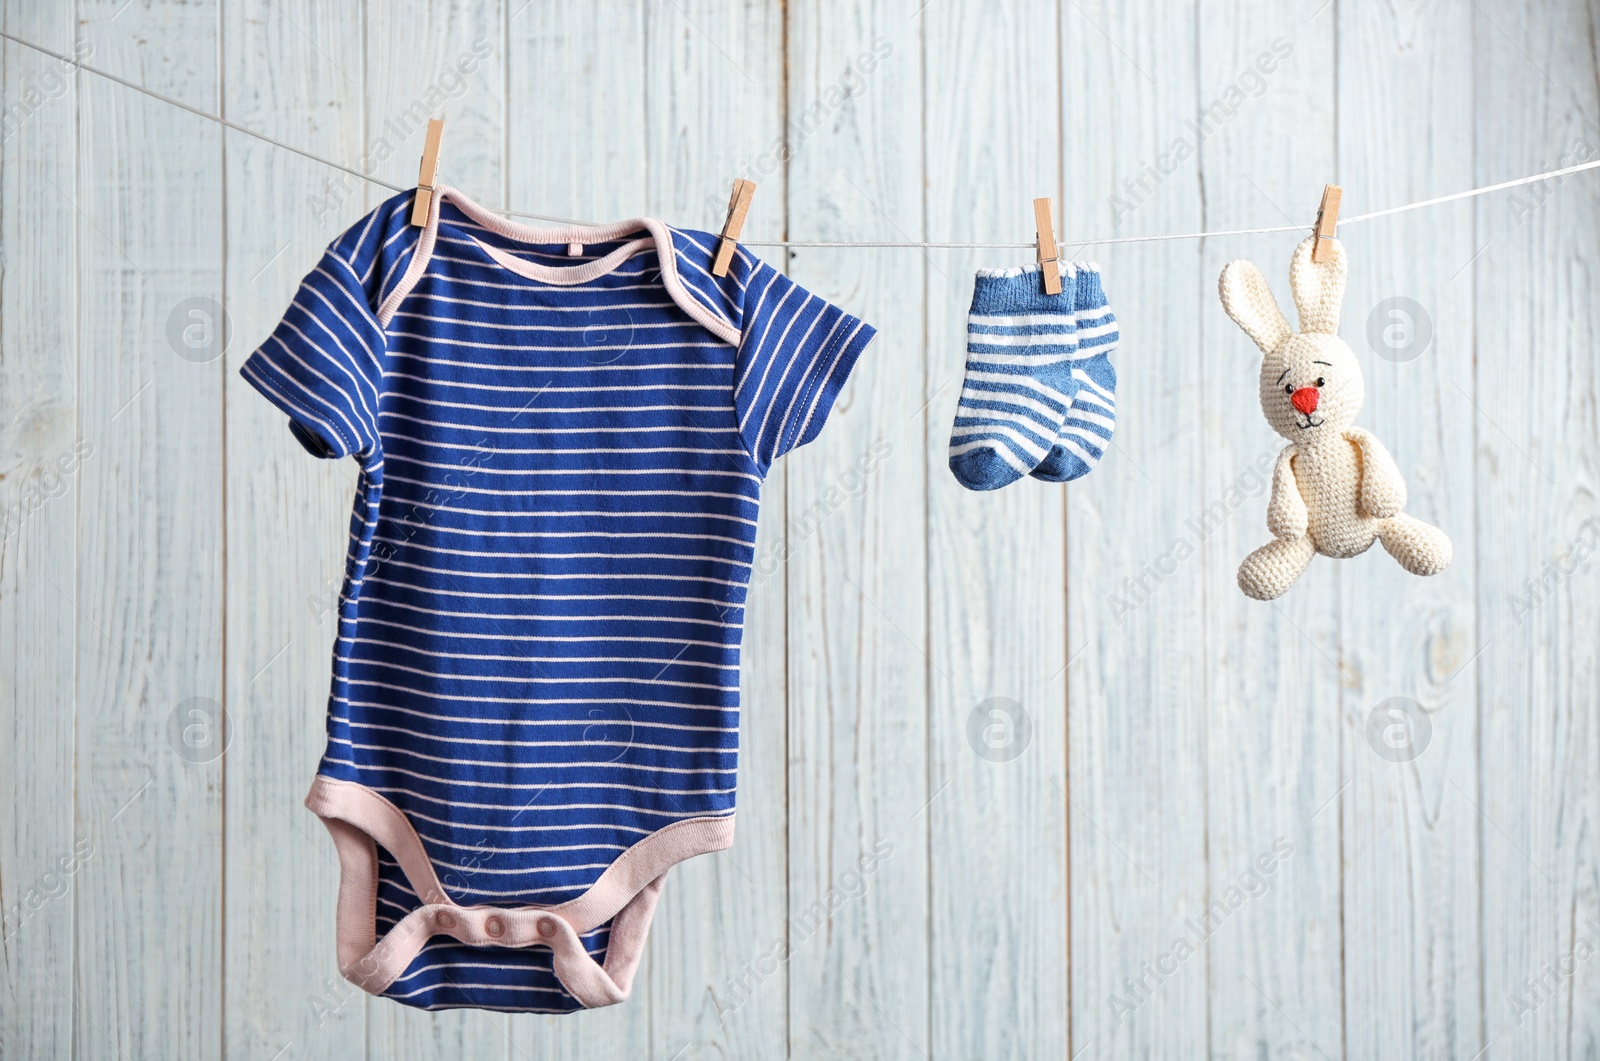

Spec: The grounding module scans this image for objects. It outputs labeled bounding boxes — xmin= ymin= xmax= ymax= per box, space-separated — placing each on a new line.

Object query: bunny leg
xmin=1238 ymin=534 xmax=1316 ymax=600
xmin=1377 ymin=515 xmax=1453 ymax=577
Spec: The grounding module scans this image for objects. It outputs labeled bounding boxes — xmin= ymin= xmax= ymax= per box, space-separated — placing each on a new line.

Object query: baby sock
xmin=1031 ymin=263 xmax=1119 ymax=483
xmin=948 ymin=262 xmax=1081 ymax=491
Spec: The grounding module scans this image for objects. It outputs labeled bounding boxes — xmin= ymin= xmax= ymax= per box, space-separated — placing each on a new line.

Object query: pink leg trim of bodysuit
xmin=305 ymin=776 xmax=733 ymax=1008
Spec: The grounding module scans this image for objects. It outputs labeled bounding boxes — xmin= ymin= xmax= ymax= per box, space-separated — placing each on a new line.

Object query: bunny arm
xmin=1265 ymin=446 xmax=1309 ymax=540
xmin=1345 ymin=427 xmax=1407 ymax=518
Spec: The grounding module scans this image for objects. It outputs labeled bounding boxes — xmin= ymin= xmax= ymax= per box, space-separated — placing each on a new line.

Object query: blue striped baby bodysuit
xmin=242 ymin=187 xmax=874 ymax=1012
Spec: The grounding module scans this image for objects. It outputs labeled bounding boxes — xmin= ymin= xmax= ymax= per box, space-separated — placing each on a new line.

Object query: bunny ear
xmin=1219 ymin=259 xmax=1291 ymax=354
xmin=1289 ymin=234 xmax=1347 ymax=334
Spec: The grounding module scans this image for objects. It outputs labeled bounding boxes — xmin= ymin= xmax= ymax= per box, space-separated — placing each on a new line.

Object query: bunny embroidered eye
xmin=1315 ymin=376 xmax=1325 ymax=387
xmin=1284 ymin=384 xmax=1294 ymax=395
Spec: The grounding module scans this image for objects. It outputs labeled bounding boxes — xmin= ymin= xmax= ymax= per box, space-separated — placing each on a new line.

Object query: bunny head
xmin=1219 ymin=235 xmax=1363 ymax=445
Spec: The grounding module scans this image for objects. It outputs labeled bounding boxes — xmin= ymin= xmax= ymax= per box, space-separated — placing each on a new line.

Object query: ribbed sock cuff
xmin=970 ymin=261 xmax=1078 ymax=315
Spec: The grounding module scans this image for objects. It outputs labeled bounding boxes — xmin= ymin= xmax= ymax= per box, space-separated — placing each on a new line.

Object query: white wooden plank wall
xmin=0 ymin=2 xmax=1596 ymax=1058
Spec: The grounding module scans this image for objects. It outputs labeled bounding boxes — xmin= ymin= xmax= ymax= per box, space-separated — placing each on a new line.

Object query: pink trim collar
xmin=376 ymin=185 xmax=740 ymax=346
xmin=470 ymin=234 xmax=657 ymax=285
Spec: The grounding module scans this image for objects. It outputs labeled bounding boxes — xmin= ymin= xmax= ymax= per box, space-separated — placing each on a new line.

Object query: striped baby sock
xmin=1031 ymin=264 xmax=1119 ymax=483
xmin=948 ymin=262 xmax=1080 ymax=491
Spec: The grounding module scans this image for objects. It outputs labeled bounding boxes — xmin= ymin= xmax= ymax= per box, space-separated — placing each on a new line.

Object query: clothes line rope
xmin=744 ymin=160 xmax=1600 ymax=246
xmin=9 ymin=28 xmax=1600 ymax=250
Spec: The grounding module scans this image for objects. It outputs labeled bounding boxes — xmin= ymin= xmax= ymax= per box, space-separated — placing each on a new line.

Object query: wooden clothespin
xmin=410 ymin=119 xmax=445 ymax=227
xmin=711 ymin=179 xmax=757 ymax=277
xmin=1311 ymin=183 xmax=1342 ymax=262
xmin=1034 ymin=197 xmax=1061 ymax=294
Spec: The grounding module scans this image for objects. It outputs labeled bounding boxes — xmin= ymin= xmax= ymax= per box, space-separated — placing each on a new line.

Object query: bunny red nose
xmin=1291 ymin=387 xmax=1320 ymax=415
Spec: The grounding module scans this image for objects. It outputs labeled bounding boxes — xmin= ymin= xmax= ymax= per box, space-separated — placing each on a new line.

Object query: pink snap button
xmin=436 ymin=911 xmax=455 ymax=929
xmin=537 ymin=917 xmax=557 ymax=938
xmin=484 ymin=915 xmax=505 ymax=938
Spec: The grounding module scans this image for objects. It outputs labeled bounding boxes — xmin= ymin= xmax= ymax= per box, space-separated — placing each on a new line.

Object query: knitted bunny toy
xmin=1219 ymin=235 xmax=1451 ymax=600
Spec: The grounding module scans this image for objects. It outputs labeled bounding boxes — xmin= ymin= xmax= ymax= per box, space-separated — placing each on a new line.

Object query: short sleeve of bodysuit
xmin=241 ymin=211 xmax=418 ymax=459
xmin=732 ymin=261 xmax=875 ymax=470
